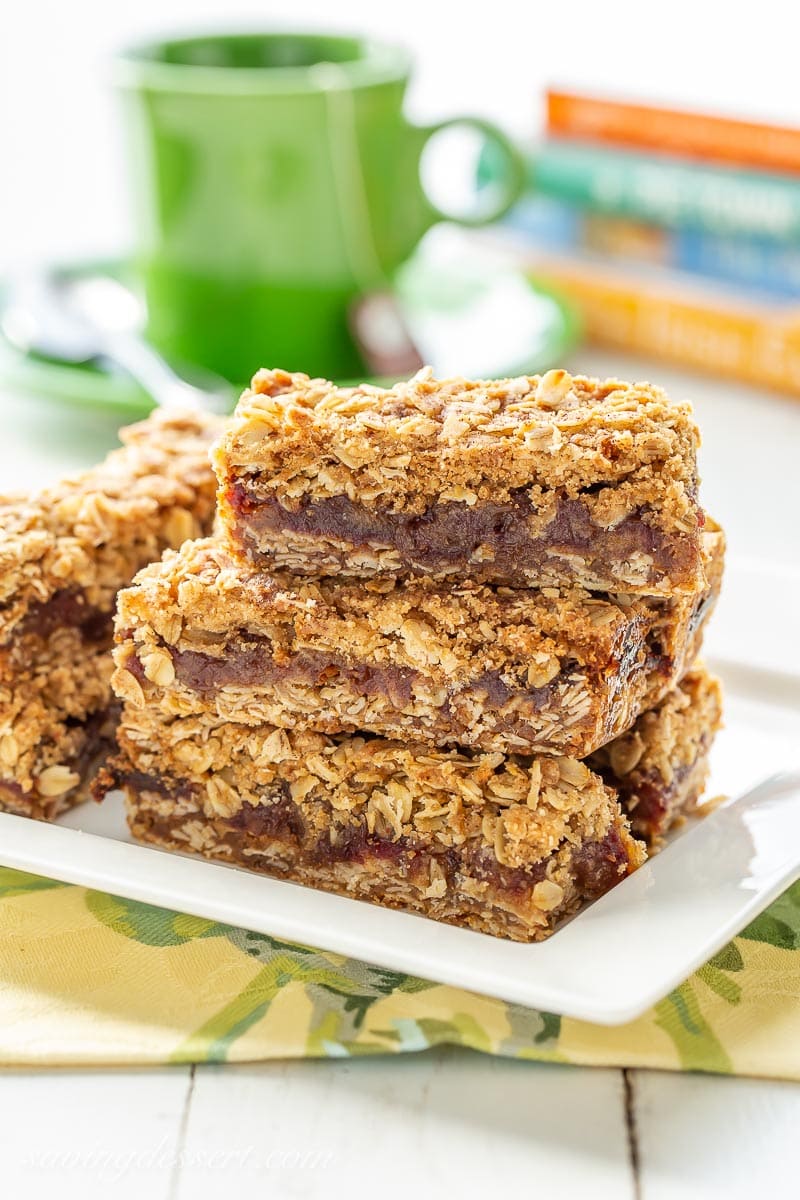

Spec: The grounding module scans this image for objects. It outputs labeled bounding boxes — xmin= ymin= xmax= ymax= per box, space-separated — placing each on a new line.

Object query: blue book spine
xmin=499 ymin=196 xmax=800 ymax=299
xmin=673 ymin=230 xmax=800 ymax=297
xmin=499 ymin=195 xmax=582 ymax=249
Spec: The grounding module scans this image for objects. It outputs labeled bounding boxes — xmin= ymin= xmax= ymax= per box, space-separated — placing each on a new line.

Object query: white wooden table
xmin=3 ymin=1058 xmax=800 ymax=1197
xmin=1 ymin=352 xmax=799 ymax=1197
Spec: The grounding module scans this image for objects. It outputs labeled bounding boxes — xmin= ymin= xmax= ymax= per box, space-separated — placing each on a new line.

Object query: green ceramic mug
xmin=114 ymin=32 xmax=525 ymax=383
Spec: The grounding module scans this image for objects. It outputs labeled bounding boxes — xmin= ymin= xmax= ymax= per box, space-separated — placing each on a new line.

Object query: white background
xmin=2 ymin=0 xmax=800 ymax=269
xmin=2 ymin=2 xmax=800 ymax=1196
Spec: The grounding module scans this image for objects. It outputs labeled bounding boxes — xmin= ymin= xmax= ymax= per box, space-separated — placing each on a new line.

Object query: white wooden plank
xmin=176 ymin=1050 xmax=634 ymax=1199
xmin=0 ymin=1067 xmax=192 ymax=1200
xmin=633 ymin=1070 xmax=800 ymax=1198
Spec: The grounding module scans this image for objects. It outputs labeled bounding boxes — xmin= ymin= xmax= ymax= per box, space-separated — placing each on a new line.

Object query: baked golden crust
xmin=213 ymin=367 xmax=705 ymax=593
xmin=0 ymin=410 xmax=221 ymax=816
xmin=111 ymin=529 xmax=722 ymax=756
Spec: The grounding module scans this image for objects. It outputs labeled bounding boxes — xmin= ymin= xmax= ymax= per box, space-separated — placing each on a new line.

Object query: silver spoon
xmin=1 ymin=271 xmax=232 ymax=413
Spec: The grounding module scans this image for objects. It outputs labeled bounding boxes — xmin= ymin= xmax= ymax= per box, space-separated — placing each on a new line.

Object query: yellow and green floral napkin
xmin=1 ymin=866 xmax=799 ymax=1077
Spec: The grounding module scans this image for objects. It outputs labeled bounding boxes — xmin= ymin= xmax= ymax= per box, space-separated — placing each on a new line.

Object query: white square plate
xmin=0 ymin=560 xmax=798 ymax=1025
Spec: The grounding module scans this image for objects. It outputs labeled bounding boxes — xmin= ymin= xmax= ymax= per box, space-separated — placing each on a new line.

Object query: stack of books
xmin=488 ymin=91 xmax=800 ymax=395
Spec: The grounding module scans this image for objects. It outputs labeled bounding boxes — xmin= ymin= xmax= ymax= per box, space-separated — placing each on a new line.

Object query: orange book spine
xmin=529 ymin=255 xmax=800 ymax=397
xmin=546 ymin=90 xmax=800 ymax=176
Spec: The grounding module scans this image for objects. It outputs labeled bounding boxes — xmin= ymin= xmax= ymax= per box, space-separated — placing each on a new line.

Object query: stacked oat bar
xmin=0 ymin=411 xmax=221 ymax=819
xmin=101 ymin=367 xmax=724 ymax=941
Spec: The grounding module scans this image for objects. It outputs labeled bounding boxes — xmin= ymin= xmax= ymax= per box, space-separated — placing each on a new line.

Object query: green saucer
xmin=0 ymin=237 xmax=579 ymax=417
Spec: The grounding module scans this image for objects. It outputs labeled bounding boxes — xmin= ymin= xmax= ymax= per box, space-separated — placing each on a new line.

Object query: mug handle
xmin=415 ymin=116 xmax=526 ymax=228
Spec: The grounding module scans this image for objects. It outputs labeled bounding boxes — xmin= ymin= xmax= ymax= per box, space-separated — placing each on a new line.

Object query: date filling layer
xmin=128 ymin=633 xmax=671 ymax=750
xmin=117 ymin=771 xmax=637 ymax=912
xmin=228 ymin=484 xmax=701 ymax=584
xmin=7 ymin=589 xmax=113 ymax=649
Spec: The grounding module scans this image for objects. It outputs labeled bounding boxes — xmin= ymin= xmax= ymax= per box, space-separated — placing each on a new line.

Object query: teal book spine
xmin=529 ymin=141 xmax=800 ymax=242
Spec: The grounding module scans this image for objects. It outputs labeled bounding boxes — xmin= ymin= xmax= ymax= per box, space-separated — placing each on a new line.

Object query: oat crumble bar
xmin=213 ymin=367 xmax=705 ymax=595
xmin=111 ymin=525 xmax=722 ymax=758
xmin=97 ymin=668 xmax=718 ymax=942
xmin=96 ymin=716 xmax=646 ymax=943
xmin=0 ymin=410 xmax=221 ymax=818
xmin=588 ymin=665 xmax=722 ymax=844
